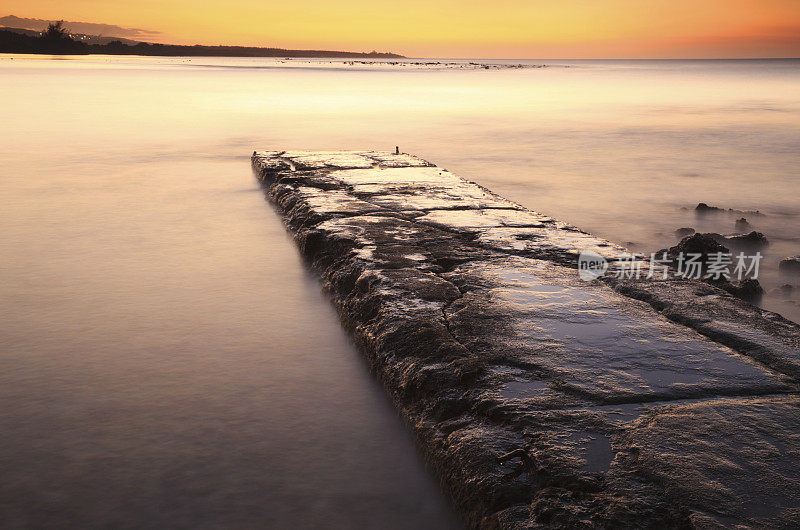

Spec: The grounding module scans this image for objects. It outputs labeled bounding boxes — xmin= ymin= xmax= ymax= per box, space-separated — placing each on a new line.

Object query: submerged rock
xmin=780 ymin=256 xmax=800 ymax=275
xmin=663 ymin=232 xmax=729 ymax=260
xmin=663 ymin=231 xmax=768 ymax=259
xmin=693 ymin=202 xmax=763 ymax=217
xmin=735 ymin=217 xmax=751 ymax=231
xmin=695 ymin=202 xmax=723 ymax=213
xmin=657 ymin=233 xmax=766 ymax=301
xmin=674 ymin=227 xmax=695 ymax=239
xmin=722 ymin=278 xmax=764 ymax=303
xmin=726 ymin=230 xmax=769 ymax=249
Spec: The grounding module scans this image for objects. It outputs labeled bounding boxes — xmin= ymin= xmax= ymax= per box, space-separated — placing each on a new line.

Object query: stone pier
xmin=252 ymin=150 xmax=800 ymax=528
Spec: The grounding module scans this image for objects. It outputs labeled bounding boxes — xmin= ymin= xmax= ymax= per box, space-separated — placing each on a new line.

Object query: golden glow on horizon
xmin=5 ymin=0 xmax=800 ymax=58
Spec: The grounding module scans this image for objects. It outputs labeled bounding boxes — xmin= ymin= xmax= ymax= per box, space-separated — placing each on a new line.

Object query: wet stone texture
xmin=252 ymin=151 xmax=800 ymax=529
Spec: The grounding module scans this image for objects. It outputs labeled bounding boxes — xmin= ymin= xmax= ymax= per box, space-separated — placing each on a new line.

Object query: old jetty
xmin=252 ymin=150 xmax=800 ymax=528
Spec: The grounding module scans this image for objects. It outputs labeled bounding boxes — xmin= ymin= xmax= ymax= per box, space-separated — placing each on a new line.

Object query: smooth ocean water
xmin=1 ymin=54 xmax=799 ymax=526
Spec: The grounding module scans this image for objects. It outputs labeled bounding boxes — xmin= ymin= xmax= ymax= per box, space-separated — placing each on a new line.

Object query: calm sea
xmin=1 ymin=54 xmax=799 ymax=527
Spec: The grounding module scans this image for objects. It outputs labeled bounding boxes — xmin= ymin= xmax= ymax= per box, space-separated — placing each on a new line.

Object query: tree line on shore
xmin=0 ymin=21 xmax=403 ymax=58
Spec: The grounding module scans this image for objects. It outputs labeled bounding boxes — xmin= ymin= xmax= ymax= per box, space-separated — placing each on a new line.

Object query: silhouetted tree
xmin=36 ymin=20 xmax=87 ymax=53
xmin=41 ymin=21 xmax=70 ymax=42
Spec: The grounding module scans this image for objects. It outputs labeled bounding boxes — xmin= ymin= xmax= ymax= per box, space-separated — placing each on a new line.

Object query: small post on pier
xmin=395 ymin=146 xmax=399 ymax=155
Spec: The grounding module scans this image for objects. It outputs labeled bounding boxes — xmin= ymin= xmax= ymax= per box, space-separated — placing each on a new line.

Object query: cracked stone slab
xmin=621 ymin=396 xmax=800 ymax=528
xmin=445 ymin=257 xmax=792 ymax=402
xmin=252 ymin=150 xmax=800 ymax=528
xmin=476 ymin=225 xmax=623 ymax=260
xmin=610 ymin=277 xmax=800 ymax=380
xmin=292 ymin=186 xmax=384 ymax=216
xmin=415 ymin=209 xmax=552 ymax=229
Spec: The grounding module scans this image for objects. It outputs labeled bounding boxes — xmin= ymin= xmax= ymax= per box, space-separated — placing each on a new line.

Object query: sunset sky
xmin=4 ymin=0 xmax=800 ymax=58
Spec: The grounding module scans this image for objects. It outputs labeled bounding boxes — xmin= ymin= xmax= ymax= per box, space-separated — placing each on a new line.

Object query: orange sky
xmin=5 ymin=0 xmax=800 ymax=58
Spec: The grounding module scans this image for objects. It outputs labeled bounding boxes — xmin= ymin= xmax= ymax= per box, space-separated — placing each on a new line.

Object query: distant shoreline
xmin=0 ymin=28 xmax=404 ymax=59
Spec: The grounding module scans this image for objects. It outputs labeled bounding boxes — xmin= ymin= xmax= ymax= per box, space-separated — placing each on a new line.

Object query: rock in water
xmin=693 ymin=203 xmax=764 ymax=217
xmin=664 ymin=233 xmax=730 ymax=260
xmin=735 ymin=217 xmax=751 ymax=231
xmin=659 ymin=233 xmax=765 ymax=302
xmin=722 ymin=278 xmax=764 ymax=303
xmin=780 ymin=256 xmax=800 ymax=275
xmin=727 ymin=231 xmax=769 ymax=249
xmin=695 ymin=202 xmax=723 ymax=213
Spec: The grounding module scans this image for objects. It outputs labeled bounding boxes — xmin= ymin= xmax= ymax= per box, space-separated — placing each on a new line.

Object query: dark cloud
xmin=0 ymin=15 xmax=161 ymax=38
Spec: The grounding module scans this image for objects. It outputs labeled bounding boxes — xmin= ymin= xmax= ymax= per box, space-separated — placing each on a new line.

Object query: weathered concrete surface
xmin=252 ymin=150 xmax=800 ymax=528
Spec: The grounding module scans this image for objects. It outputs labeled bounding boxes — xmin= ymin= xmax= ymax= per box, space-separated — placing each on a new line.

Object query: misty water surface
xmin=1 ymin=54 xmax=799 ymax=526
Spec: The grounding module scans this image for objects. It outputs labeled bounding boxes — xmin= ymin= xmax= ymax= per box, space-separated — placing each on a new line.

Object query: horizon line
xmin=3 ymin=22 xmax=800 ymax=61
